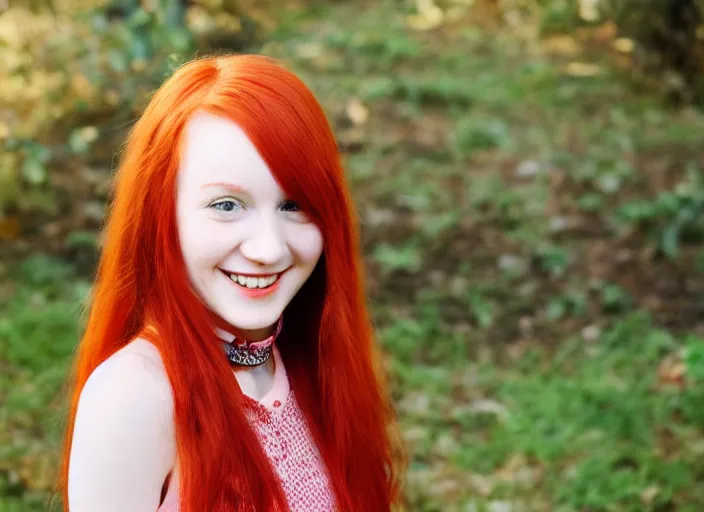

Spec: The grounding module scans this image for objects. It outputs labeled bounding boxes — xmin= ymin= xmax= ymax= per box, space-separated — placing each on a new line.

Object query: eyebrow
xmin=200 ymin=182 xmax=247 ymax=193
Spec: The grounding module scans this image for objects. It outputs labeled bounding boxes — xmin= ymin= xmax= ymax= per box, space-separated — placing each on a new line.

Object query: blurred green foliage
xmin=0 ymin=0 xmax=256 ymax=215
xmin=1 ymin=0 xmax=194 ymax=212
xmin=604 ymin=0 xmax=704 ymax=103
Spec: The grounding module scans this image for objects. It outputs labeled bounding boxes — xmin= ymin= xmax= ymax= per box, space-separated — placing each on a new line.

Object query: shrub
xmin=603 ymin=0 xmax=704 ymax=104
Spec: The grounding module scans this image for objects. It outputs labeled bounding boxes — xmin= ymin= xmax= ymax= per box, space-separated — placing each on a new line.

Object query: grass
xmin=3 ymin=1 xmax=704 ymax=510
xmin=0 ymin=256 xmax=87 ymax=511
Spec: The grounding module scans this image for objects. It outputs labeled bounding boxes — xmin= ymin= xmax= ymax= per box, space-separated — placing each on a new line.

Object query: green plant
xmin=616 ymin=162 xmax=704 ymax=258
xmin=534 ymin=244 xmax=571 ymax=277
xmin=0 ymin=0 xmax=195 ymax=213
xmin=546 ymin=289 xmax=587 ymax=321
xmin=603 ymin=0 xmax=704 ymax=103
xmin=453 ymin=117 xmax=512 ymax=157
xmin=684 ymin=335 xmax=704 ymax=382
xmin=373 ymin=242 xmax=423 ymax=273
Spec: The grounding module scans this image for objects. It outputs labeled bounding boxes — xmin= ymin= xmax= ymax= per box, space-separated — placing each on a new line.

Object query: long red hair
xmin=58 ymin=54 xmax=404 ymax=511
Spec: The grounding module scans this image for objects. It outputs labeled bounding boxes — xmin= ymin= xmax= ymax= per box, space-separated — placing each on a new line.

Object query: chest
xmin=232 ymin=360 xmax=275 ymax=401
xmin=158 ymin=389 xmax=336 ymax=512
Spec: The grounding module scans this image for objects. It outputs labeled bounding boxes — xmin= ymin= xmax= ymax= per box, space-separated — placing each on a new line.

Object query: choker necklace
xmin=222 ymin=317 xmax=282 ymax=367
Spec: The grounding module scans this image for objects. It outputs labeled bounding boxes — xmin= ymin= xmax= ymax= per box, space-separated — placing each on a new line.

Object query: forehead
xmin=178 ymin=111 xmax=280 ymax=192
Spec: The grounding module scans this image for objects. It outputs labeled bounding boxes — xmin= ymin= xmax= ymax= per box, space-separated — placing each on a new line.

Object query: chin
xmin=221 ymin=310 xmax=281 ymax=332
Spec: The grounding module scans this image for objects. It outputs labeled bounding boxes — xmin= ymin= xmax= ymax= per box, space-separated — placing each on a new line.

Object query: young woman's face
xmin=176 ymin=112 xmax=324 ymax=340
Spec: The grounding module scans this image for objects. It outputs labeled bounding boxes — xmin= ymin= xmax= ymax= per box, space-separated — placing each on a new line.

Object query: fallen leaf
xmin=131 ymin=58 xmax=148 ymax=72
xmin=541 ymin=35 xmax=580 ymax=56
xmin=578 ymin=0 xmax=600 ymax=22
xmin=0 ymin=216 xmax=20 ymax=240
xmin=658 ymin=354 xmax=686 ymax=389
xmin=71 ymin=73 xmax=96 ymax=101
xmin=469 ymin=398 xmax=510 ymax=420
xmin=613 ymin=37 xmax=635 ymax=53
xmin=469 ymin=473 xmax=493 ymax=496
xmin=515 ymin=159 xmax=541 ymax=177
xmin=495 ymin=454 xmax=526 ymax=480
xmin=593 ymin=20 xmax=618 ymax=43
xmin=295 ymin=42 xmax=324 ymax=60
xmin=432 ymin=432 xmax=459 ymax=457
xmin=641 ymin=485 xmax=660 ymax=505
xmin=337 ymin=127 xmax=366 ymax=152
xmin=398 ymin=391 xmax=431 ymax=417
xmin=142 ymin=0 xmax=159 ymax=12
xmin=104 ymin=89 xmax=120 ymax=106
xmin=346 ymin=98 xmax=369 ymax=126
xmin=407 ymin=0 xmax=444 ymax=31
xmin=487 ymin=500 xmax=516 ymax=512
xmin=401 ymin=425 xmax=429 ymax=445
xmin=564 ymin=62 xmax=602 ymax=77
xmin=185 ymin=5 xmax=215 ymax=34
xmin=79 ymin=126 xmax=99 ymax=143
xmin=581 ymin=324 xmax=601 ymax=342
xmin=444 ymin=6 xmax=467 ymax=24
xmin=487 ymin=501 xmax=514 ymax=512
xmin=426 ymin=477 xmax=461 ymax=500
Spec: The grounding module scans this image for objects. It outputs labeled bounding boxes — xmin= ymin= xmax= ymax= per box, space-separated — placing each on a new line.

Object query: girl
xmin=59 ymin=54 xmax=404 ymax=511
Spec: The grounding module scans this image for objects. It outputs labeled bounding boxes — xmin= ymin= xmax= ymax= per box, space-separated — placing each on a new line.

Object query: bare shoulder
xmin=76 ymin=336 xmax=175 ymax=439
xmin=115 ymin=336 xmax=170 ymax=382
xmin=80 ymin=337 xmax=173 ymax=414
xmin=68 ymin=337 xmax=176 ymax=511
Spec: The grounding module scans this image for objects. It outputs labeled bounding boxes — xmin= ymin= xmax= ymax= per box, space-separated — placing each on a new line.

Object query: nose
xmin=239 ymin=215 xmax=287 ymax=267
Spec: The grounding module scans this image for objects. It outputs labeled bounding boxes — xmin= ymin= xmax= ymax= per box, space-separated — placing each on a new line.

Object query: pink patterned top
xmin=157 ymin=345 xmax=336 ymax=511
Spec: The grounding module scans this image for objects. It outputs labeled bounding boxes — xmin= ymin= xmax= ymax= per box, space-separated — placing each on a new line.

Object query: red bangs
xmin=200 ymin=55 xmax=348 ymax=231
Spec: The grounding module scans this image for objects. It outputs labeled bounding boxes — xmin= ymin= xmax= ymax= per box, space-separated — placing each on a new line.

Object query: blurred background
xmin=2 ymin=0 xmax=704 ymax=510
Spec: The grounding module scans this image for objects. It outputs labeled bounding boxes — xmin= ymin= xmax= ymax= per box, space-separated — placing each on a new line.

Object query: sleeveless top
xmin=157 ymin=345 xmax=336 ymax=511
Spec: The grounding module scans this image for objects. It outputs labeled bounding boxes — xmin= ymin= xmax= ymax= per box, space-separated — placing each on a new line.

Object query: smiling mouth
xmin=220 ymin=270 xmax=283 ymax=290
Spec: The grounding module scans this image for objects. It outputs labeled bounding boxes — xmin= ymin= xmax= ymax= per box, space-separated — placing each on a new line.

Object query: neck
xmin=232 ymin=325 xmax=275 ymax=342
xmin=219 ymin=317 xmax=282 ymax=368
xmin=208 ymin=310 xmax=271 ymax=341
xmin=210 ymin=311 xmax=283 ymax=344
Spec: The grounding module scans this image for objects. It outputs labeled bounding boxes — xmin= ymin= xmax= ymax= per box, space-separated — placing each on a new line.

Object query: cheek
xmin=290 ymin=224 xmax=324 ymax=266
xmin=178 ymin=214 xmax=232 ymax=269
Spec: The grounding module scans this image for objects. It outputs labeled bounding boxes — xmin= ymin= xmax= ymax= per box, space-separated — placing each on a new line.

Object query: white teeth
xmin=228 ymin=272 xmax=279 ymax=289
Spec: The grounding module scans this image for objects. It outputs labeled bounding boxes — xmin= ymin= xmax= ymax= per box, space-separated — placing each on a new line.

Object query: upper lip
xmin=220 ymin=269 xmax=285 ymax=277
